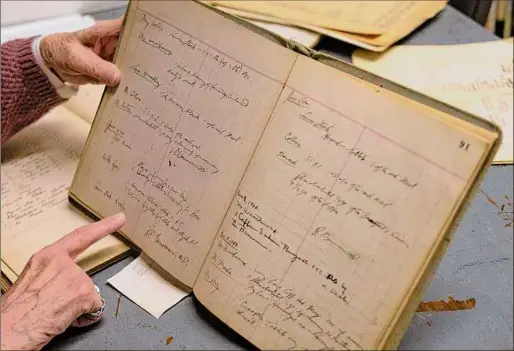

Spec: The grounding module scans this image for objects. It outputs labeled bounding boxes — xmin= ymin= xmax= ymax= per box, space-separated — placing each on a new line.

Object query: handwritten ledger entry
xmin=70 ymin=1 xmax=497 ymax=349
xmin=1 ymin=107 xmax=127 ymax=280
xmin=194 ymin=55 xmax=492 ymax=349
xmin=72 ymin=0 xmax=297 ymax=286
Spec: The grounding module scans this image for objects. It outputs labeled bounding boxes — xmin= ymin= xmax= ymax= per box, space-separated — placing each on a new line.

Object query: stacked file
xmin=205 ymin=1 xmax=447 ymax=51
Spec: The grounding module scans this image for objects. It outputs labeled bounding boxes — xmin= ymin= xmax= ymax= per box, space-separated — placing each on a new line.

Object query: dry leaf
xmin=417 ymin=296 xmax=476 ymax=312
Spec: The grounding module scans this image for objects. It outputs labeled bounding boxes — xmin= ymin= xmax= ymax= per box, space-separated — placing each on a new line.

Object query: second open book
xmin=69 ymin=1 xmax=500 ymax=349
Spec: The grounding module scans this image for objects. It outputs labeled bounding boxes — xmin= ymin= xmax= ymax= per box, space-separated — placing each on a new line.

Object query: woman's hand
xmin=40 ymin=18 xmax=123 ymax=86
xmin=0 ymin=213 xmax=126 ymax=351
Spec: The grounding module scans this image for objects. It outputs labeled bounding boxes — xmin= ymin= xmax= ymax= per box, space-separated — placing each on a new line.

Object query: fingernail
xmin=111 ymin=212 xmax=126 ymax=223
xmin=108 ymin=70 xmax=122 ymax=86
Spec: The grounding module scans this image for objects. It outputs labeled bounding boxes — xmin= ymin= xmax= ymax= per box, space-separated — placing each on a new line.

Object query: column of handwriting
xmin=442 ymin=61 xmax=513 ymax=128
xmin=1 ymin=125 xmax=81 ymax=233
xmin=78 ymin=9 xmax=289 ymax=283
xmin=204 ymin=189 xmax=365 ymax=350
xmin=196 ymin=83 xmax=458 ymax=348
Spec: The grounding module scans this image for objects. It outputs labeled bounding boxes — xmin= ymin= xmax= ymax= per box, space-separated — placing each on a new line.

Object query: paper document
xmin=207 ymin=1 xmax=447 ymax=51
xmin=209 ymin=1 xmax=441 ymax=35
xmin=245 ymin=19 xmax=320 ymax=48
xmin=1 ymin=106 xmax=128 ymax=282
xmin=353 ymin=39 xmax=513 ymax=164
xmin=64 ymin=84 xmax=106 ymax=124
xmin=107 ymin=254 xmax=190 ymax=318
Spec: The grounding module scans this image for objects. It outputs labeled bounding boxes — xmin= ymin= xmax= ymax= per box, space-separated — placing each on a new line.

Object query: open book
xmin=69 ymin=1 xmax=501 ymax=349
xmin=0 ymin=85 xmax=132 ymax=291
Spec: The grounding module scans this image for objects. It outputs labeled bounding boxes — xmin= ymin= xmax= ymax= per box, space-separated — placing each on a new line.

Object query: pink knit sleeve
xmin=1 ymin=37 xmax=63 ymax=145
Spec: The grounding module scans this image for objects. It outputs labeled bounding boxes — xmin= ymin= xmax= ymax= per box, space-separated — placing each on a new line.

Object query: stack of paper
xmin=205 ymin=1 xmax=448 ymax=51
xmin=352 ymin=38 xmax=513 ymax=164
xmin=243 ymin=18 xmax=321 ymax=48
xmin=210 ymin=3 xmax=321 ymax=48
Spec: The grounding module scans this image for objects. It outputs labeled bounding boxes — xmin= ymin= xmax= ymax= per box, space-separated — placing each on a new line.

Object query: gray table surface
xmin=48 ymin=5 xmax=513 ymax=350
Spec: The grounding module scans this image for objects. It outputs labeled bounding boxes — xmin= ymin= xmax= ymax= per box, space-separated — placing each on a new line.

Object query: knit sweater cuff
xmin=16 ymin=37 xmax=63 ymax=107
xmin=1 ymin=37 xmax=64 ymax=144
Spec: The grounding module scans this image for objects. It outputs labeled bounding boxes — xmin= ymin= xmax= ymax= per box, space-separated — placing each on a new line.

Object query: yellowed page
xmin=1 ymin=260 xmax=17 ymax=285
xmin=245 ymin=19 xmax=320 ymax=48
xmin=207 ymin=5 xmax=380 ymax=51
xmin=70 ymin=0 xmax=297 ymax=288
xmin=1 ymin=106 xmax=129 ymax=283
xmin=208 ymin=1 xmax=444 ymax=35
xmin=353 ymin=39 xmax=513 ymax=163
xmin=193 ymin=55 xmax=495 ymax=349
xmin=205 ymin=2 xmax=321 ymax=47
xmin=211 ymin=5 xmax=383 ymax=51
xmin=209 ymin=2 xmax=447 ymax=51
xmin=63 ymin=83 xmax=106 ymax=124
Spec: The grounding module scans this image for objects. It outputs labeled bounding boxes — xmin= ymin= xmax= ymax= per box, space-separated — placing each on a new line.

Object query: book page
xmin=353 ymin=39 xmax=513 ymax=163
xmin=1 ymin=106 xmax=129 ymax=282
xmin=193 ymin=55 xmax=495 ymax=349
xmin=244 ymin=19 xmax=320 ymax=49
xmin=1 ymin=260 xmax=17 ymax=286
xmin=70 ymin=0 xmax=297 ymax=287
xmin=207 ymin=1 xmax=445 ymax=35
xmin=63 ymin=84 xmax=106 ymax=124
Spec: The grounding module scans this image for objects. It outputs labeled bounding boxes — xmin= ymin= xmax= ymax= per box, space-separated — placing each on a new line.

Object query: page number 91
xmin=459 ymin=140 xmax=470 ymax=150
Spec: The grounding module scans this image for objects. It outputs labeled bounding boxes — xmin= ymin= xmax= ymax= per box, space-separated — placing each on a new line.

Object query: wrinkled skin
xmin=40 ymin=18 xmax=123 ymax=85
xmin=1 ymin=213 xmax=126 ymax=350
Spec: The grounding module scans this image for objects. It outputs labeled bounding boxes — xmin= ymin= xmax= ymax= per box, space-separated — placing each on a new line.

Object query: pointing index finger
xmin=54 ymin=213 xmax=126 ymax=259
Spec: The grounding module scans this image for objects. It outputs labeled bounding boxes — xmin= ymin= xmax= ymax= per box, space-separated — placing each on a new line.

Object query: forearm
xmin=1 ymin=37 xmax=63 ymax=144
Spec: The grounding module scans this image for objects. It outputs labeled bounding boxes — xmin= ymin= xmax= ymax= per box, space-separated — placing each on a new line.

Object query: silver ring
xmin=85 ymin=285 xmax=105 ymax=318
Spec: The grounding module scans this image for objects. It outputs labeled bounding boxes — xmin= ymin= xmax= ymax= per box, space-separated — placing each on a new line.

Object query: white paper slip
xmin=107 ymin=253 xmax=190 ymax=318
